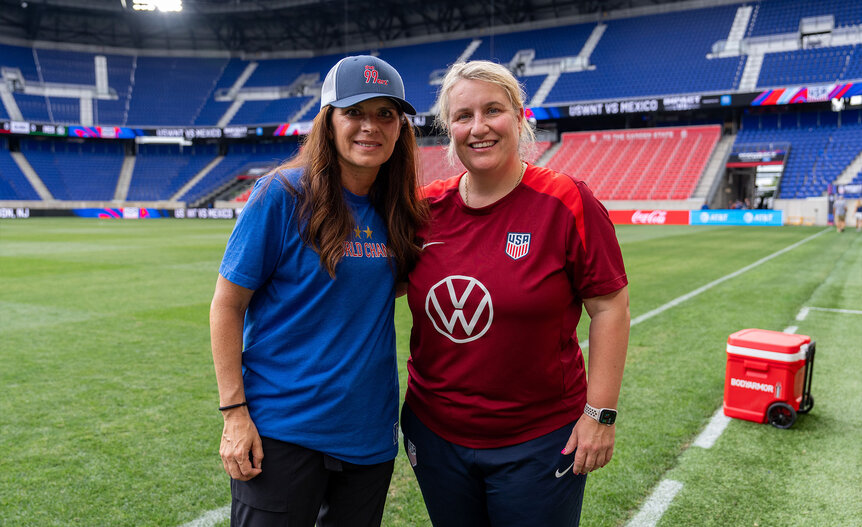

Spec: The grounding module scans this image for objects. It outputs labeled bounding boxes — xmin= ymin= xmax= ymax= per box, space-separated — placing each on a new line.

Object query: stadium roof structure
xmin=0 ymin=0 xmax=710 ymax=55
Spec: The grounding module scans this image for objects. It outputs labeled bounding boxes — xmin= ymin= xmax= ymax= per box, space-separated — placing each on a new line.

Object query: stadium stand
xmin=758 ymin=45 xmax=857 ymax=87
xmin=178 ymin=141 xmax=298 ymax=205
xmin=1 ymin=0 xmax=860 ymax=210
xmin=0 ymin=137 xmax=41 ymax=200
xmin=19 ymin=139 xmax=125 ymax=201
xmin=748 ymin=0 xmax=862 ymax=36
xmin=229 ymin=97 xmax=313 ymax=126
xmin=736 ymin=109 xmax=862 ymax=198
xmin=544 ymin=126 xmax=721 ymax=200
xmin=37 ymin=48 xmax=96 ymax=85
xmin=194 ymin=58 xmax=249 ymax=126
xmin=95 ymin=53 xmax=136 ymax=126
xmin=128 ymin=143 xmax=219 ymax=201
xmin=125 ymin=56 xmax=229 ymax=127
xmin=15 ymin=93 xmax=53 ymax=123
xmin=546 ymin=6 xmax=744 ymax=104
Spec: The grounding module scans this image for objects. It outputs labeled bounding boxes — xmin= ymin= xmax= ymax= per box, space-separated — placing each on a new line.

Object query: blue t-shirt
xmin=219 ymin=170 xmax=399 ymax=464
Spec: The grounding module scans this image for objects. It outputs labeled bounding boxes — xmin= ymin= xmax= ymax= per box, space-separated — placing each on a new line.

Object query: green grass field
xmin=1 ymin=219 xmax=859 ymax=526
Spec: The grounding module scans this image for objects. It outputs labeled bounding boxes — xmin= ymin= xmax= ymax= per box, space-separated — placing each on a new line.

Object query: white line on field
xmin=629 ymin=229 xmax=830 ymax=328
xmin=178 ymin=505 xmax=230 ymax=527
xmin=806 ymin=306 xmax=862 ymax=315
xmin=582 ymin=228 xmax=829 ymax=351
xmin=796 ymin=307 xmax=810 ymax=321
xmin=784 ymin=325 xmax=798 ymax=334
xmin=626 ymin=479 xmax=684 ymax=527
xmin=692 ymin=409 xmax=732 ymax=449
xmin=622 ymin=228 xmax=829 ymax=527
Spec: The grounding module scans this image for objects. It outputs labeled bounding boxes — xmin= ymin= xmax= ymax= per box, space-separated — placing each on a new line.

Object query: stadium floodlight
xmin=132 ymin=0 xmax=182 ymax=12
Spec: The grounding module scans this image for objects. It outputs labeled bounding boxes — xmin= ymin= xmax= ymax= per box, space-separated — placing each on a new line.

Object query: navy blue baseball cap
xmin=320 ymin=55 xmax=416 ymax=115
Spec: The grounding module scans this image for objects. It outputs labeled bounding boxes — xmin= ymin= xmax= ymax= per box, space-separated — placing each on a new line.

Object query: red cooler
xmin=724 ymin=328 xmax=815 ymax=429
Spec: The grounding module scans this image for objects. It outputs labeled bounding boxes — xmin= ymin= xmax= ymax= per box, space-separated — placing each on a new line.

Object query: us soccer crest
xmin=505 ymin=232 xmax=531 ymax=260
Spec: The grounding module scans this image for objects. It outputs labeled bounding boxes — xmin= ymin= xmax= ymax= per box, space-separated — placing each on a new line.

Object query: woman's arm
xmin=210 ymin=274 xmax=263 ymax=481
xmin=563 ymin=285 xmax=630 ymax=474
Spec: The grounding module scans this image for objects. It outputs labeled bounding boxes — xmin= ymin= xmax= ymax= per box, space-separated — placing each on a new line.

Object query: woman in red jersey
xmin=402 ymin=60 xmax=630 ymax=527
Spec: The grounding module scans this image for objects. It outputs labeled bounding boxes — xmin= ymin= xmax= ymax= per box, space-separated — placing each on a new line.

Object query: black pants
xmin=401 ymin=404 xmax=586 ymax=527
xmin=230 ymin=436 xmax=394 ymax=527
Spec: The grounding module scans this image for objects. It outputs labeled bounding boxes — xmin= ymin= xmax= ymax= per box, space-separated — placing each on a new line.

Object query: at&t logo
xmin=425 ymin=275 xmax=493 ymax=343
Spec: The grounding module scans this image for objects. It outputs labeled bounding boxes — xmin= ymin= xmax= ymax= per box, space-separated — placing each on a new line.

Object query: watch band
xmin=584 ymin=403 xmax=617 ymax=425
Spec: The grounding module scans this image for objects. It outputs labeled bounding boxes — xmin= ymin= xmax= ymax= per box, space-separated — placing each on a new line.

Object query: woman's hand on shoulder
xmin=220 ymin=407 xmax=264 ymax=481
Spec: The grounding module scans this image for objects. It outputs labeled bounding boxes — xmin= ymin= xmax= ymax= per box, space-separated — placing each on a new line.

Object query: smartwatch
xmin=584 ymin=403 xmax=617 ymax=425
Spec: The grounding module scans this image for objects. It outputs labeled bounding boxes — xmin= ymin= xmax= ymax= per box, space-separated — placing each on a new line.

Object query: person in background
xmin=834 ymin=195 xmax=847 ymax=233
xmin=210 ymin=55 xmax=426 ymax=527
xmin=401 ymin=60 xmax=630 ymax=527
xmin=855 ymin=199 xmax=861 ymax=232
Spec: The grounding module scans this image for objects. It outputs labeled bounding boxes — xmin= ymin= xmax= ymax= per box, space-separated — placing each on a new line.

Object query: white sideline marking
xmin=622 ymin=229 xmax=828 ymax=527
xmin=178 ymin=505 xmax=230 ymax=527
xmin=626 ymin=479 xmax=684 ymax=527
xmin=783 ymin=325 xmax=798 ymax=334
xmin=692 ymin=409 xmax=732 ymax=449
xmin=796 ymin=307 xmax=810 ymax=321
xmin=807 ymin=306 xmax=862 ymax=316
xmin=583 ymin=229 xmax=829 ymax=352
xmin=629 ymin=229 xmax=829 ymax=328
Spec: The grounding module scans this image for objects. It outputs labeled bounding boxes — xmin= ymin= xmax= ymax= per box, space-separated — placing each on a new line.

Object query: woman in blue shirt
xmin=210 ymin=55 xmax=426 ymax=527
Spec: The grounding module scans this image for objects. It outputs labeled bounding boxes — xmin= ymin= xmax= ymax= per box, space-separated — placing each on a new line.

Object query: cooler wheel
xmin=767 ymin=402 xmax=796 ymax=429
xmin=798 ymin=394 xmax=814 ymax=414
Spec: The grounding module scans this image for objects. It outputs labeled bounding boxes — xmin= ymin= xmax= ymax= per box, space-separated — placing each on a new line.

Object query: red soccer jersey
xmin=405 ymin=163 xmax=627 ymax=448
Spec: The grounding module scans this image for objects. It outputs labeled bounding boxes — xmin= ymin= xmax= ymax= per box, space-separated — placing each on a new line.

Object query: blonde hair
xmin=434 ymin=60 xmax=536 ymax=165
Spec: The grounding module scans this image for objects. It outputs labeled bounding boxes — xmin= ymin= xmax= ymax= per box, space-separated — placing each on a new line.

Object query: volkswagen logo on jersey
xmin=505 ymin=232 xmax=531 ymax=260
xmin=425 ymin=275 xmax=493 ymax=344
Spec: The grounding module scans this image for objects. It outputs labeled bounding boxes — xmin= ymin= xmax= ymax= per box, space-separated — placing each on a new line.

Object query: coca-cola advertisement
xmin=608 ymin=209 xmax=689 ymax=225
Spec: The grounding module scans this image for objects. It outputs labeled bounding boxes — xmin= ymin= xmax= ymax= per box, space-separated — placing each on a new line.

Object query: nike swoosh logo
xmin=555 ymin=462 xmax=574 ymax=478
xmin=421 ymin=241 xmax=445 ymax=250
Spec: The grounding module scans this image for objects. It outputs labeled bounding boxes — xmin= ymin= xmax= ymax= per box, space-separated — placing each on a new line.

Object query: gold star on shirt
xmin=354 ymin=226 xmax=362 ymax=238
xmin=363 ymin=226 xmax=373 ymax=238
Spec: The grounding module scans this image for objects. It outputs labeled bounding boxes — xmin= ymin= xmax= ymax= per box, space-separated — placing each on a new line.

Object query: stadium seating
xmin=178 ymin=141 xmax=298 ymax=204
xmin=194 ymin=58 xmax=249 ymax=126
xmin=2 ymin=0 xmax=860 ymax=127
xmin=229 ymin=97 xmax=313 ymax=126
xmin=546 ymin=6 xmax=744 ymax=104
xmin=543 ymin=125 xmax=720 ymax=200
xmin=758 ymin=45 xmax=857 ymax=87
xmin=14 ymin=93 xmax=52 ymax=123
xmin=127 ymin=143 xmax=219 ymax=201
xmin=19 ymin=138 xmax=125 ymax=201
xmin=748 ymin=0 xmax=862 ymax=36
xmin=736 ymin=109 xmax=862 ymax=198
xmin=0 ymin=137 xmax=41 ymax=200
xmin=125 ymin=56 xmax=229 ymax=126
xmin=2 ymin=0 xmax=860 ymax=207
xmin=95 ymin=53 xmax=136 ymax=126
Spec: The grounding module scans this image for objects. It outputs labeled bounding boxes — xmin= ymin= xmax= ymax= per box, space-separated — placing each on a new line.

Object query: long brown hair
xmin=274 ymin=104 xmax=427 ymax=280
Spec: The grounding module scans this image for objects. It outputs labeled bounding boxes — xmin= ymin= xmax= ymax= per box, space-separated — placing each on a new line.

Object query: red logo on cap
xmin=364 ymin=65 xmax=389 ymax=86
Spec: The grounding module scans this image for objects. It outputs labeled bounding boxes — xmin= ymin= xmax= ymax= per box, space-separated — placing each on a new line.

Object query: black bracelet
xmin=218 ymin=401 xmax=248 ymax=411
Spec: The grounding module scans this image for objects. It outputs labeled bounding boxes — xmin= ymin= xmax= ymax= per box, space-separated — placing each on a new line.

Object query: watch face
xmin=598 ymin=409 xmax=617 ymax=425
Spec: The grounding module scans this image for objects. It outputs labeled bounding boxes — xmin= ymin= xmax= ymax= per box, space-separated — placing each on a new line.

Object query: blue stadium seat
xmin=0 ymin=137 xmax=41 ymax=200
